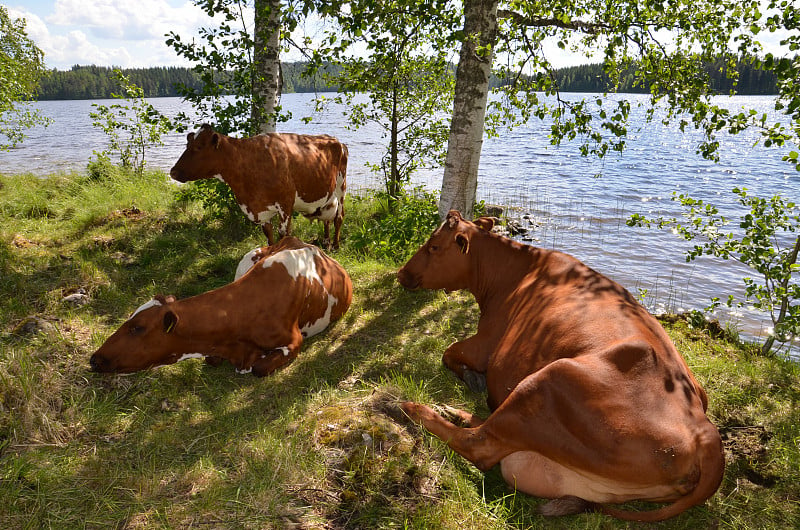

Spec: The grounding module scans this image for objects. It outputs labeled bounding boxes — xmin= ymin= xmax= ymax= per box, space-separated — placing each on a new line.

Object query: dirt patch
xmin=720 ymin=424 xmax=778 ymax=487
xmin=291 ymin=388 xmax=444 ymax=524
xmin=12 ymin=234 xmax=38 ymax=248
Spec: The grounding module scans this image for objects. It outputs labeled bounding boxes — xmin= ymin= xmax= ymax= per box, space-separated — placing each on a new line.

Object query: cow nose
xmin=397 ymin=268 xmax=419 ymax=290
xmin=89 ymin=354 xmax=105 ymax=372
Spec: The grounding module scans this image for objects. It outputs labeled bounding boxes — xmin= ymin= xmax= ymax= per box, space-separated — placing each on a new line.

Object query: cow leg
xmin=403 ymin=358 xmax=608 ymax=472
xmin=251 ymin=328 xmax=303 ymax=377
xmin=280 ymin=213 xmax=293 ymax=239
xmin=401 ymin=401 xmax=509 ymax=471
xmin=204 ymin=355 xmax=225 ymax=367
xmin=322 ymin=220 xmax=332 ymax=249
xmin=262 ymin=222 xmax=276 ymax=245
xmin=332 ymin=208 xmax=343 ymax=249
xmin=441 ymin=404 xmax=485 ymax=427
xmin=441 ymin=336 xmax=492 ymax=393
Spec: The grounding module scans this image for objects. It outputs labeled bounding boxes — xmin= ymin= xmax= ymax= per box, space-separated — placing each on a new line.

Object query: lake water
xmin=2 ymin=93 xmax=798 ymax=353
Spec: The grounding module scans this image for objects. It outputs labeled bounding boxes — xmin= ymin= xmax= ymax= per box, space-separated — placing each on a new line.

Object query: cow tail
xmin=597 ymin=426 xmax=725 ymax=522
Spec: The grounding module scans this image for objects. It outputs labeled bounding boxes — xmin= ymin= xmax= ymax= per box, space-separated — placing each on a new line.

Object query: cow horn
xmin=446 ymin=210 xmax=463 ymax=228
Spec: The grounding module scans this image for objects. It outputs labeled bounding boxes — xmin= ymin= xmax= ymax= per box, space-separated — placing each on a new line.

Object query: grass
xmin=1 ymin=170 xmax=799 ymax=528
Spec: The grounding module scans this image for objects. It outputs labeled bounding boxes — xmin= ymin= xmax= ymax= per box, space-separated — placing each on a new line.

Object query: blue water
xmin=2 ymin=93 xmax=798 ymax=353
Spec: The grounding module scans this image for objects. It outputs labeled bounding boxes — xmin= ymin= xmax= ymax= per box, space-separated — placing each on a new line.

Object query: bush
xmin=349 ymin=188 xmax=440 ymax=263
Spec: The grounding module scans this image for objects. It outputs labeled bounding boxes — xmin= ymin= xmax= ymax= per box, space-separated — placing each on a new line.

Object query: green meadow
xmin=1 ymin=170 xmax=798 ymax=528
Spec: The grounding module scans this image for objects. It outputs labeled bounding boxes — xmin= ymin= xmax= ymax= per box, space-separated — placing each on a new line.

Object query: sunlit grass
xmin=1 ymin=170 xmax=799 ymax=528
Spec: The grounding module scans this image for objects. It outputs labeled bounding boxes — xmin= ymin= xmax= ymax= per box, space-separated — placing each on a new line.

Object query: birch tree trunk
xmin=252 ymin=0 xmax=282 ymax=134
xmin=438 ymin=0 xmax=499 ymax=220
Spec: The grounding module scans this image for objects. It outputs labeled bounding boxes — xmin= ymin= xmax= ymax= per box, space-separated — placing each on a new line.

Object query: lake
xmin=2 ymin=92 xmax=798 ymax=353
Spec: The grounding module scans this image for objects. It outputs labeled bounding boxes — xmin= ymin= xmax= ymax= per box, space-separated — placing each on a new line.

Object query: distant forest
xmin=35 ymin=63 xmax=335 ymax=100
xmin=550 ymin=57 xmax=778 ymax=95
xmin=35 ymin=59 xmax=777 ymax=101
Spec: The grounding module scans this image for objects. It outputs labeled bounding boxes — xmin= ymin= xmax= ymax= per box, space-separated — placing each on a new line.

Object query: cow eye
xmin=429 ymin=244 xmax=440 ymax=252
xmin=129 ymin=325 xmax=145 ymax=336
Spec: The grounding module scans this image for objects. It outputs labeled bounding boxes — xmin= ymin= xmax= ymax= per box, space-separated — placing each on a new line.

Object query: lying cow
xmin=90 ymin=237 xmax=352 ymax=376
xmin=396 ymin=211 xmax=724 ymax=522
xmin=170 ymin=124 xmax=348 ymax=248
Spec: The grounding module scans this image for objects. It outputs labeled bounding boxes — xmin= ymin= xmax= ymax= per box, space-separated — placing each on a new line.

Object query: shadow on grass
xmin=59 ymin=268 xmax=484 ymax=526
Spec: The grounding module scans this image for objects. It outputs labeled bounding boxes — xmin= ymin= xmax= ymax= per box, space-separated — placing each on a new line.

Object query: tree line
xmin=34 ymin=63 xmax=339 ymax=100
xmin=35 ymin=59 xmax=777 ymax=101
xmin=551 ymin=57 xmax=778 ymax=95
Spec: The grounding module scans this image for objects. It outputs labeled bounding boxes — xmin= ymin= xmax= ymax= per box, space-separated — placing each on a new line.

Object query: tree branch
xmin=497 ymin=10 xmax=608 ymax=35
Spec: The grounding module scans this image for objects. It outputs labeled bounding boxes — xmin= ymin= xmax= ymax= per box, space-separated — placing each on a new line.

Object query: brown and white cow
xmin=89 ymin=237 xmax=352 ymax=376
xmin=170 ymin=124 xmax=348 ymax=248
xmin=396 ymin=211 xmax=724 ymax=522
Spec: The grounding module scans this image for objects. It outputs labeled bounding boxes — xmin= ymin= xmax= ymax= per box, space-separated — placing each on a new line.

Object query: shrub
xmin=349 ymin=188 xmax=440 ymax=263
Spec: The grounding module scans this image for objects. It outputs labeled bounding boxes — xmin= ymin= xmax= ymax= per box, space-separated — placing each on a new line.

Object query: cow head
xmin=169 ymin=124 xmax=226 ymax=183
xmin=397 ymin=211 xmax=495 ymax=292
xmin=89 ymin=295 xmax=191 ymax=374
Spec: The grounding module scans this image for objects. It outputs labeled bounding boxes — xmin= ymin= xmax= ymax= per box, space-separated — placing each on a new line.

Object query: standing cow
xmin=396 ymin=211 xmax=724 ymax=522
xmin=170 ymin=124 xmax=347 ymax=248
xmin=89 ymin=237 xmax=352 ymax=376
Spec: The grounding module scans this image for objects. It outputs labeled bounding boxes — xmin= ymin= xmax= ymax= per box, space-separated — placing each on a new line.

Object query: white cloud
xmin=9 ymin=1 xmax=212 ymax=69
xmin=47 ymin=0 xmax=209 ymax=41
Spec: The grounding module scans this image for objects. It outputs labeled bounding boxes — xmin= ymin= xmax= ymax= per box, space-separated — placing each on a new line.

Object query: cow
xmin=169 ymin=124 xmax=348 ymax=249
xmin=396 ymin=211 xmax=724 ymax=522
xmin=89 ymin=237 xmax=352 ymax=376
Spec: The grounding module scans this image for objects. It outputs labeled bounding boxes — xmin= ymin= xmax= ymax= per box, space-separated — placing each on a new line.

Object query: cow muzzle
xmin=396 ymin=267 xmax=420 ymax=290
xmin=169 ymin=167 xmax=187 ymax=182
xmin=89 ymin=353 xmax=113 ymax=373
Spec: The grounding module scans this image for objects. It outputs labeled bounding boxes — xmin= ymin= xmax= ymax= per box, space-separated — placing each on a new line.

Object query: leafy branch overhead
xmin=629 ymin=189 xmax=800 ymax=355
xmin=488 ymin=0 xmax=799 ymax=171
xmin=0 ymin=6 xmax=51 ymax=149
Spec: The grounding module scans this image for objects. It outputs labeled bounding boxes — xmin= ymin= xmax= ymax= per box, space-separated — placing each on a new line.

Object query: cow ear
xmin=211 ymin=133 xmax=221 ymax=149
xmin=474 ymin=217 xmax=497 ymax=232
xmin=186 ymin=132 xmax=195 ymax=143
xmin=455 ymin=233 xmax=470 ymax=254
xmin=163 ymin=311 xmax=179 ymax=334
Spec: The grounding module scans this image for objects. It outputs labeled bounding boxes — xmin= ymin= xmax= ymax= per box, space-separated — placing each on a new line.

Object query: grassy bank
xmin=1 ymin=170 xmax=799 ymax=529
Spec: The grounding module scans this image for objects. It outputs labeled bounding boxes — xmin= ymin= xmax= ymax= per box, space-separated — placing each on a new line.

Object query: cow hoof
xmin=463 ymin=369 xmax=487 ymax=393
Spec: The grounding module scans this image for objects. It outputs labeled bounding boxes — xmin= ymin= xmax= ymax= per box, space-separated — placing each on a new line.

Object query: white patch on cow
xmin=335 ymin=170 xmax=346 ymax=199
xmin=248 ymin=202 xmax=283 ymax=224
xmin=213 ymin=174 xmax=225 ymax=183
xmin=236 ymin=367 xmax=253 ymax=375
xmin=279 ymin=346 xmax=290 ymax=357
xmin=261 ymin=247 xmax=322 ymax=283
xmin=130 ymin=299 xmax=162 ymax=319
xmin=294 ymin=191 xmax=332 ymax=217
xmin=239 ymin=203 xmax=256 ymax=222
xmin=176 ymin=353 xmax=205 ymax=363
xmin=300 ymin=293 xmax=338 ymax=338
xmin=278 ymin=211 xmax=290 ymax=234
xmin=235 ymin=248 xmax=263 ymax=280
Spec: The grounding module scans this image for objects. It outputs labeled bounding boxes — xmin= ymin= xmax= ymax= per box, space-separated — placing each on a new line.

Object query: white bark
xmin=438 ymin=0 xmax=499 ymax=220
xmin=252 ymin=0 xmax=282 ymax=134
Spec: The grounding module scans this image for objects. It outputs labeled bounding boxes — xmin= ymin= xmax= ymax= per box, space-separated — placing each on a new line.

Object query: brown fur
xmin=90 ymin=237 xmax=352 ymax=376
xmin=397 ymin=211 xmax=724 ymax=522
xmin=170 ymin=125 xmax=348 ymax=248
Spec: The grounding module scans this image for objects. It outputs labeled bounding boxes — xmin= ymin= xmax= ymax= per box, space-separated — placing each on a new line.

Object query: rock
xmin=110 ymin=252 xmax=136 ymax=266
xmin=63 ymin=288 xmax=89 ymax=306
xmin=12 ymin=234 xmax=37 ymax=248
xmin=12 ymin=316 xmax=57 ymax=336
xmin=506 ymin=219 xmax=528 ymax=236
xmin=484 ymin=204 xmax=504 ymax=217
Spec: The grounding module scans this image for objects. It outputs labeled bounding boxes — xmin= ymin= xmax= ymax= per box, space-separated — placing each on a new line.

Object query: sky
xmin=7 ymin=1 xmax=793 ymax=72
xmin=8 ymin=0 xmax=217 ymax=69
